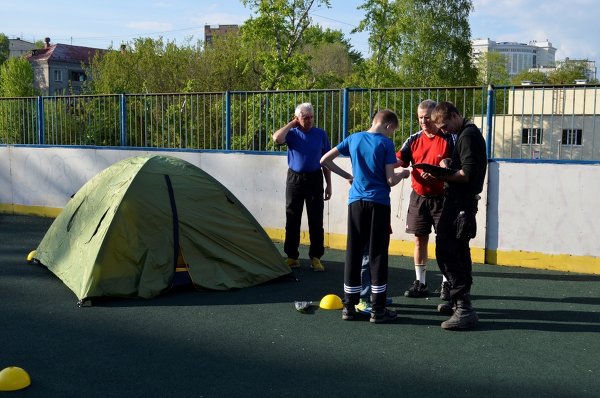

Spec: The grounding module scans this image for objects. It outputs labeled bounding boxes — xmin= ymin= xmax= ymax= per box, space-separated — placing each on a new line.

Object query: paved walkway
xmin=1 ymin=214 xmax=599 ymax=397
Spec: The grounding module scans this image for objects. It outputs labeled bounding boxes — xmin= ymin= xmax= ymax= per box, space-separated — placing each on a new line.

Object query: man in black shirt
xmin=428 ymin=101 xmax=487 ymax=330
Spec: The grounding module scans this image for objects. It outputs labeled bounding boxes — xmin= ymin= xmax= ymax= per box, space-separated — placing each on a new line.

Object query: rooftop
xmin=26 ymin=42 xmax=106 ymax=64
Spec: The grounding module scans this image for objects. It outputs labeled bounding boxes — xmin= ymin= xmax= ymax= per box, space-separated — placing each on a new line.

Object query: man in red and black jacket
xmin=396 ymin=99 xmax=455 ymax=301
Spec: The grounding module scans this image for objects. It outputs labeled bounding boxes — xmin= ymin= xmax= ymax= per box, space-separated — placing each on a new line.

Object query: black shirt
xmin=447 ymin=120 xmax=487 ymax=199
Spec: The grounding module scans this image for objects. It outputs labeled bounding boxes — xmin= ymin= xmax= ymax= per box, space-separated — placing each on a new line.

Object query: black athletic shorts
xmin=405 ymin=190 xmax=444 ymax=236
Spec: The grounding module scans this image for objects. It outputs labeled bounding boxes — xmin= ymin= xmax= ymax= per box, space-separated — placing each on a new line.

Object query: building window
xmin=522 ymin=128 xmax=543 ymax=144
xmin=562 ymin=129 xmax=583 ymax=146
xmin=54 ymin=70 xmax=63 ymax=82
xmin=69 ymin=70 xmax=86 ymax=82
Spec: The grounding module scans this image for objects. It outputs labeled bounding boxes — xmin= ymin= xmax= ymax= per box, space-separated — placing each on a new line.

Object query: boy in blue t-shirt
xmin=320 ymin=110 xmax=410 ymax=323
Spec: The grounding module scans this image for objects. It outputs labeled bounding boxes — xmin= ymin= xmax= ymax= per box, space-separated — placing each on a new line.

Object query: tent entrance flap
xmin=174 ymin=246 xmax=192 ymax=287
xmin=164 ymin=174 xmax=180 ymax=275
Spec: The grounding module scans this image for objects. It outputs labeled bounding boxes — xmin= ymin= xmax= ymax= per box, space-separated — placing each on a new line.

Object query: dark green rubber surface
xmin=1 ymin=214 xmax=599 ymax=397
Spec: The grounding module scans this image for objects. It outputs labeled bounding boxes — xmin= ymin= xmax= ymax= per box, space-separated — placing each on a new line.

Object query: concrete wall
xmin=1 ymin=146 xmax=598 ymax=274
xmin=485 ymin=160 xmax=600 ymax=273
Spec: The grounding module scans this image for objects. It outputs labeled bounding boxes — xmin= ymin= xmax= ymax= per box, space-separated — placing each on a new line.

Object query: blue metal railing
xmin=1 ymin=85 xmax=599 ymax=161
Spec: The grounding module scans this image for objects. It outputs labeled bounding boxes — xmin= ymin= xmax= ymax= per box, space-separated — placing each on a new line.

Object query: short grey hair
xmin=418 ymin=99 xmax=437 ymax=112
xmin=295 ymin=102 xmax=314 ymax=117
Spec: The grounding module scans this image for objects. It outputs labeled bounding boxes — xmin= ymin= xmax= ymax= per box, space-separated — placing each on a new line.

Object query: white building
xmin=472 ymin=39 xmax=557 ymax=77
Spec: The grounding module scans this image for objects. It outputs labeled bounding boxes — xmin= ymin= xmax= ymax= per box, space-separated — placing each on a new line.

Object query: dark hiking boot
xmin=404 ymin=280 xmax=428 ymax=298
xmin=441 ymin=296 xmax=478 ymax=330
xmin=440 ymin=281 xmax=451 ymax=301
xmin=437 ymin=301 xmax=455 ymax=316
xmin=370 ymin=308 xmax=398 ymax=324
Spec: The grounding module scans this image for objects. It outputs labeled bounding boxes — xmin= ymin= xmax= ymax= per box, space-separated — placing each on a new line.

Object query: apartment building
xmin=26 ymin=37 xmax=105 ymax=95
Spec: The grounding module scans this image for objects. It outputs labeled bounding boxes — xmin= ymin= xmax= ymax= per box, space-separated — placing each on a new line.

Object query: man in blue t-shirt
xmin=273 ymin=103 xmax=332 ymax=272
xmin=320 ymin=110 xmax=410 ymax=323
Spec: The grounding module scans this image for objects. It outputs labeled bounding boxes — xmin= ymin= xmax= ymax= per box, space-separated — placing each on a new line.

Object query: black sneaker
xmin=370 ymin=308 xmax=398 ymax=324
xmin=404 ymin=280 xmax=428 ymax=298
xmin=440 ymin=281 xmax=450 ymax=301
xmin=342 ymin=307 xmax=357 ymax=321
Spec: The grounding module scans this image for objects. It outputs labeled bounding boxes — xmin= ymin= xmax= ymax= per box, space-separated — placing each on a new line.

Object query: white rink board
xmin=2 ymin=146 xmax=599 ymax=259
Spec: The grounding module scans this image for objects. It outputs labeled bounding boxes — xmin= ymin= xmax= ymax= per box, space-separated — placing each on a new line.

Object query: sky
xmin=2 ymin=0 xmax=599 ymax=62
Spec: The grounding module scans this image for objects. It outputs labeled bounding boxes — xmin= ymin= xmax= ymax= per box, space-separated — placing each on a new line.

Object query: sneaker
xmin=342 ymin=306 xmax=357 ymax=321
xmin=311 ymin=257 xmax=325 ymax=272
xmin=370 ymin=308 xmax=398 ymax=324
xmin=355 ymin=299 xmax=372 ymax=314
xmin=404 ymin=280 xmax=428 ymax=298
xmin=286 ymin=258 xmax=300 ymax=268
xmin=440 ymin=281 xmax=450 ymax=301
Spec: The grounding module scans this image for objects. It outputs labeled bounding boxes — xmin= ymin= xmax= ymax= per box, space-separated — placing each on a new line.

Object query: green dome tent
xmin=33 ymin=155 xmax=289 ymax=301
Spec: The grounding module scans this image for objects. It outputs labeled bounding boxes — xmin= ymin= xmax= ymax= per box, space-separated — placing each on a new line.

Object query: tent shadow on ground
xmin=86 ymin=261 xmax=414 ymax=308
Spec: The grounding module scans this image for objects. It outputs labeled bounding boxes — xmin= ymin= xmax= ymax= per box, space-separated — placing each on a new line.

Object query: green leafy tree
xmin=353 ymin=0 xmax=400 ymax=86
xmin=304 ymin=41 xmax=353 ymax=88
xmin=345 ymin=58 xmax=401 ymax=87
xmin=510 ymin=70 xmax=548 ymax=85
xmin=86 ymin=37 xmax=201 ymax=94
xmin=476 ymin=51 xmax=510 ymax=86
xmin=0 ymin=57 xmax=35 ymax=97
xmin=395 ymin=0 xmax=476 ymax=86
xmin=302 ymin=25 xmax=363 ymax=65
xmin=0 ymin=57 xmax=36 ymax=144
xmin=0 ymin=33 xmax=9 ymax=65
xmin=548 ymin=59 xmax=595 ymax=84
xmin=240 ymin=0 xmax=331 ymax=90
xmin=299 ymin=26 xmax=359 ymax=88
xmin=354 ymin=0 xmax=477 ymax=87
xmin=190 ymin=33 xmax=261 ymax=91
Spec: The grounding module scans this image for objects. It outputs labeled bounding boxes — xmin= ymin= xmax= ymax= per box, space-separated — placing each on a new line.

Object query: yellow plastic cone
xmin=26 ymin=250 xmax=37 ymax=263
xmin=0 ymin=366 xmax=31 ymax=391
xmin=319 ymin=294 xmax=343 ymax=310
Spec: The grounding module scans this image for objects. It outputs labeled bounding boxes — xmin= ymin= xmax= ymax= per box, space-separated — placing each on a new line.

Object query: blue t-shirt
xmin=336 ymin=132 xmax=397 ymax=206
xmin=286 ymin=127 xmax=331 ymax=173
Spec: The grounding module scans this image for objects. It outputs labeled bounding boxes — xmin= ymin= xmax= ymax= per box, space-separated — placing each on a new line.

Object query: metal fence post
xmin=485 ymin=84 xmax=495 ymax=159
xmin=36 ymin=96 xmax=45 ymax=145
xmin=225 ymin=91 xmax=231 ymax=150
xmin=120 ymin=94 xmax=127 ymax=146
xmin=342 ymin=88 xmax=349 ymax=140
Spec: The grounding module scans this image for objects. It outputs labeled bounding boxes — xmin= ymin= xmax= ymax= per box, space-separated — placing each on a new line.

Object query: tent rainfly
xmin=33 ymin=155 xmax=289 ymax=302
